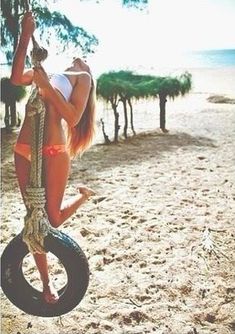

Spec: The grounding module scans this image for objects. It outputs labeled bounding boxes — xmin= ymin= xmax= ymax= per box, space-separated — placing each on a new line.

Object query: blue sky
xmin=44 ymin=0 xmax=235 ymax=73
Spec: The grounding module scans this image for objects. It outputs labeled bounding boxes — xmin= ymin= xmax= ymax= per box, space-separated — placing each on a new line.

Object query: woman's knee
xmin=47 ymin=210 xmax=61 ymax=228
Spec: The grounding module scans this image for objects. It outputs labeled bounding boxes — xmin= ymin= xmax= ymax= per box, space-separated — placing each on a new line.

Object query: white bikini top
xmin=50 ymin=71 xmax=91 ymax=102
xmin=50 ymin=74 xmax=73 ymax=101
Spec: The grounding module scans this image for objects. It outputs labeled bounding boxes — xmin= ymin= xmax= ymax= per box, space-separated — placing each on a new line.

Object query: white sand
xmin=1 ymin=68 xmax=235 ymax=334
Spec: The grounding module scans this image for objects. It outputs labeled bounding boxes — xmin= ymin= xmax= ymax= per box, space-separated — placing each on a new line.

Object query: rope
xmin=22 ymin=25 xmax=52 ymax=254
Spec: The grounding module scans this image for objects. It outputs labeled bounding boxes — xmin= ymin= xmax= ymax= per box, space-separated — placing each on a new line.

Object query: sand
xmin=1 ymin=67 xmax=235 ymax=334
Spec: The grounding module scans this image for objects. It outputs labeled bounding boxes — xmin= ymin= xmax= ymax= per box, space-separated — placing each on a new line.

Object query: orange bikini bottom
xmin=14 ymin=143 xmax=67 ymax=161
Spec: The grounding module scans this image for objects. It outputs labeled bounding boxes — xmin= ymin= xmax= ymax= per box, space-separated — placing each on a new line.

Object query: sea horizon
xmin=1 ymin=48 xmax=235 ymax=78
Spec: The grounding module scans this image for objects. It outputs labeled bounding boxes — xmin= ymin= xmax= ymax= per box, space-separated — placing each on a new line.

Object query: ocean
xmin=185 ymin=49 xmax=235 ymax=68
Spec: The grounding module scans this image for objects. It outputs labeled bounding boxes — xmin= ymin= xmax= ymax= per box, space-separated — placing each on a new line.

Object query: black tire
xmin=1 ymin=230 xmax=89 ymax=317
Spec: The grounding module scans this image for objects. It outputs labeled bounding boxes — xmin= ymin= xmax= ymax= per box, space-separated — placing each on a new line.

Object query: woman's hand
xmin=21 ymin=12 xmax=35 ymax=39
xmin=33 ymin=66 xmax=49 ymax=89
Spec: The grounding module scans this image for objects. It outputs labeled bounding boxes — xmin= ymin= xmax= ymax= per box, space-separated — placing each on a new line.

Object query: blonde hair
xmin=67 ymin=79 xmax=96 ymax=157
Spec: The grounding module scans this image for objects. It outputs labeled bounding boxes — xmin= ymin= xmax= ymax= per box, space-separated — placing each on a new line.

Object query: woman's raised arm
xmin=10 ymin=12 xmax=35 ymax=86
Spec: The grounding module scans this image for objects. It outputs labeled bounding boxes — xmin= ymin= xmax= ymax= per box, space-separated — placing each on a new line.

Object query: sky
xmin=37 ymin=0 xmax=235 ymax=74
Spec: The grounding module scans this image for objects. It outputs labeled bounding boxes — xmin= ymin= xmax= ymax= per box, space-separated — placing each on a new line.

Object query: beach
xmin=1 ymin=67 xmax=235 ymax=334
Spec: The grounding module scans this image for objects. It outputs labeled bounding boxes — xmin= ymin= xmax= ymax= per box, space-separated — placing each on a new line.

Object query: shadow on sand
xmin=70 ymin=130 xmax=217 ymax=177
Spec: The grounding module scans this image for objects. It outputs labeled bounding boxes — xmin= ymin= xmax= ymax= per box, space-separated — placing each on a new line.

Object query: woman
xmin=10 ymin=12 xmax=96 ymax=303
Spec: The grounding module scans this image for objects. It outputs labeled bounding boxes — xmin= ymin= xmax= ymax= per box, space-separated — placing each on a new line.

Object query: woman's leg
xmin=43 ymin=152 xmax=94 ymax=229
xmin=15 ymin=153 xmax=58 ymax=302
xmin=33 ymin=254 xmax=59 ymax=303
xmin=14 ymin=153 xmax=58 ymax=303
xmin=15 ymin=152 xmax=93 ymax=303
xmin=42 ymin=152 xmax=95 ymax=302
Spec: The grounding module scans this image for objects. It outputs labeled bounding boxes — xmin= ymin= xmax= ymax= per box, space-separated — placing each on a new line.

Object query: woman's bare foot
xmin=42 ymin=281 xmax=59 ymax=304
xmin=78 ymin=186 xmax=96 ymax=199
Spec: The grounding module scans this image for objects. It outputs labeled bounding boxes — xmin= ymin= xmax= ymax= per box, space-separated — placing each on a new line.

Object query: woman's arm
xmin=10 ymin=12 xmax=35 ymax=86
xmin=34 ymin=68 xmax=92 ymax=127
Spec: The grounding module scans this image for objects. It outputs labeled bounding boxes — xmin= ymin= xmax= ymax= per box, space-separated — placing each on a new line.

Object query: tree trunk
xmin=9 ymin=0 xmax=20 ymax=128
xmin=4 ymin=104 xmax=10 ymax=129
xmin=111 ymin=101 xmax=120 ymax=143
xmin=128 ymin=98 xmax=136 ymax=135
xmin=10 ymin=102 xmax=17 ymax=128
xmin=159 ymin=93 xmax=167 ymax=131
xmin=13 ymin=0 xmax=19 ymax=51
xmin=100 ymin=118 xmax=111 ymax=144
xmin=114 ymin=109 xmax=119 ymax=143
xmin=122 ymin=99 xmax=128 ymax=139
xmin=17 ymin=111 xmax=21 ymax=127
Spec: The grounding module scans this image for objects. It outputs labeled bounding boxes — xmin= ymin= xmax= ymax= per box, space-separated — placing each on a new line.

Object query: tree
xmin=1 ymin=0 xmax=98 ymax=63
xmin=97 ymin=71 xmax=152 ymax=142
xmin=1 ymin=0 xmax=148 ymax=63
xmin=155 ymin=72 xmax=192 ymax=132
xmin=1 ymin=0 xmax=148 ymax=129
xmin=1 ymin=0 xmax=99 ymax=129
xmin=1 ymin=77 xmax=27 ymax=130
xmin=97 ymin=72 xmax=121 ymax=143
xmin=97 ymin=70 xmax=192 ymax=143
xmin=122 ymin=0 xmax=148 ymax=9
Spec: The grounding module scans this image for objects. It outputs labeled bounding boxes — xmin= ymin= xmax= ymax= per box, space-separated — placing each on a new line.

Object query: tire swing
xmin=1 ymin=230 xmax=90 ymax=317
xmin=1 ymin=14 xmax=89 ymax=317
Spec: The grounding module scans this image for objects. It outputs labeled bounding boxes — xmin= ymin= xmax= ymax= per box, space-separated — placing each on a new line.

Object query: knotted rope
xmin=22 ymin=31 xmax=53 ymax=254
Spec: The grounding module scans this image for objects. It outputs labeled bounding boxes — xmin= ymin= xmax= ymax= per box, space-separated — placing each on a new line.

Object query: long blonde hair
xmin=67 ymin=79 xmax=96 ymax=157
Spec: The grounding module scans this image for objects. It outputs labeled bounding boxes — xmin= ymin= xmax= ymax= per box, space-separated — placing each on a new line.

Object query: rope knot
xmin=27 ymin=88 xmax=45 ymax=117
xmin=25 ymin=187 xmax=46 ymax=209
xmin=23 ymin=186 xmax=52 ymax=254
xmin=23 ymin=207 xmax=52 ymax=254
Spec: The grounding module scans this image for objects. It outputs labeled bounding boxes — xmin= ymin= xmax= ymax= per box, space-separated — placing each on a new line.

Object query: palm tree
xmin=1 ymin=77 xmax=27 ymax=130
